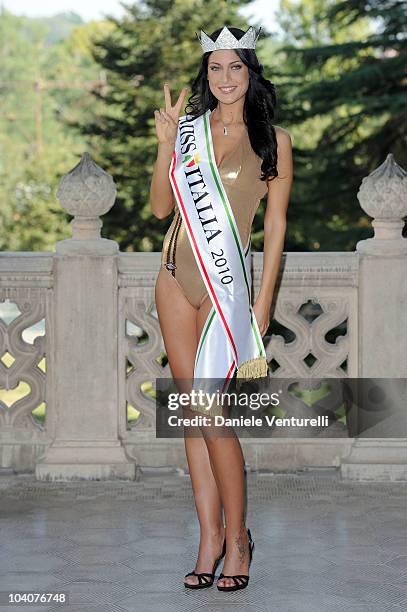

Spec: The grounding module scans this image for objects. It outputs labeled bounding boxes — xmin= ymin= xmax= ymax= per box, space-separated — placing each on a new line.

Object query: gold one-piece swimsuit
xmin=160 ymin=128 xmax=268 ymax=309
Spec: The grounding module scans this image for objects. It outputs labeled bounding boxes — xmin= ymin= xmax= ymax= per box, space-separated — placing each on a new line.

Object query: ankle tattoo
xmin=235 ymin=532 xmax=247 ymax=564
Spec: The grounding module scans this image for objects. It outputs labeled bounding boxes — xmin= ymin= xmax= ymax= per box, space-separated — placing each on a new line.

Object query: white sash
xmin=168 ymin=109 xmax=268 ymax=410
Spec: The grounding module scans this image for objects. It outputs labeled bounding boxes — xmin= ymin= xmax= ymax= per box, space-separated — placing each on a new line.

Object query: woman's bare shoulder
xmin=273 ymin=125 xmax=292 ymax=143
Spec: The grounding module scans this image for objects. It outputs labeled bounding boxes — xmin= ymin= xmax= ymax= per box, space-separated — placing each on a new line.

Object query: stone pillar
xmin=341 ymin=154 xmax=407 ymax=480
xmin=36 ymin=152 xmax=135 ymax=480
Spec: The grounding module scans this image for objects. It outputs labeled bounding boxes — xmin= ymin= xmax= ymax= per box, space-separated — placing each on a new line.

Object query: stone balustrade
xmin=0 ymin=152 xmax=406 ymax=481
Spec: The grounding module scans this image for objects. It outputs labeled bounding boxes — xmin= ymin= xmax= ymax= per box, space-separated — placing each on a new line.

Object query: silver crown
xmin=196 ymin=25 xmax=261 ymax=54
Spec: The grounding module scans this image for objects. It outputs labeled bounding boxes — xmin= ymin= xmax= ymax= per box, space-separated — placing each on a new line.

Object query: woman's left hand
xmin=252 ymin=299 xmax=270 ymax=338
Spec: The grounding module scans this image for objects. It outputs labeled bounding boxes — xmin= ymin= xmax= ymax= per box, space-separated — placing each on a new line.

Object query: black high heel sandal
xmin=184 ymin=537 xmax=227 ymax=589
xmin=217 ymin=527 xmax=254 ymax=592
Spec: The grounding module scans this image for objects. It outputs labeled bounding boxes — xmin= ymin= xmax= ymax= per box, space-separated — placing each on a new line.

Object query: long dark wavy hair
xmin=185 ymin=26 xmax=278 ymax=183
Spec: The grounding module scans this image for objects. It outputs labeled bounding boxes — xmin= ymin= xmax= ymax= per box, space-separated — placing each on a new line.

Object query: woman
xmin=150 ymin=25 xmax=293 ymax=591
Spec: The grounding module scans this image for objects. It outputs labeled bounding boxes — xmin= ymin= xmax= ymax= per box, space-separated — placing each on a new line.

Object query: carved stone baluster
xmin=36 ymin=152 xmax=135 ymax=480
xmin=341 ymin=154 xmax=407 ymax=480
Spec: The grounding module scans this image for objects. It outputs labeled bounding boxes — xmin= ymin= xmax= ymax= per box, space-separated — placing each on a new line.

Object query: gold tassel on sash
xmin=236 ymin=355 xmax=269 ymax=379
xmin=236 ymin=355 xmax=268 ymax=391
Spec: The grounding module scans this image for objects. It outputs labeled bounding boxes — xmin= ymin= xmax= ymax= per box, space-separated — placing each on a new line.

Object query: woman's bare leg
xmin=155 ymin=271 xmax=224 ymax=585
xmin=184 ymin=290 xmax=251 ymax=588
xmin=200 ymin=427 xmax=251 ymax=588
xmin=194 ymin=308 xmax=251 ymax=587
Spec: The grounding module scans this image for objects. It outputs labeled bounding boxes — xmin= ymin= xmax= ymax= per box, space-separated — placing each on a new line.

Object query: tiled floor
xmin=0 ymin=467 xmax=407 ymax=611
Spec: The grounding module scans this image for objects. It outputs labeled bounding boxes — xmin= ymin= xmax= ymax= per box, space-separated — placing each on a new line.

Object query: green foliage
xmin=0 ymin=9 xmax=114 ymax=251
xmin=74 ymin=0 xmax=254 ymax=251
xmin=1 ymin=1 xmax=405 ymax=254
xmin=274 ymin=0 xmax=407 ymax=251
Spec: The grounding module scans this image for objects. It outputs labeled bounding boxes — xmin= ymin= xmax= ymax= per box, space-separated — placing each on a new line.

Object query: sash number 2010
xmin=210 ymin=248 xmax=233 ymax=285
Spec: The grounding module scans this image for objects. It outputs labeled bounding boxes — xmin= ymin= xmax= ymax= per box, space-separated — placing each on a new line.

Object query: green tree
xmin=276 ymin=0 xmax=407 ymax=251
xmin=75 ymin=0 xmax=255 ymax=252
xmin=0 ymin=9 xmax=114 ymax=251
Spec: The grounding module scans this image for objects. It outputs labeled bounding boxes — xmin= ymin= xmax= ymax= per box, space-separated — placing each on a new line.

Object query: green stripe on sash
xmin=203 ymin=111 xmax=251 ymax=300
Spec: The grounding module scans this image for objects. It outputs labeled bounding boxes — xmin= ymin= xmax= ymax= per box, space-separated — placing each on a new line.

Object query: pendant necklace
xmin=215 ymin=108 xmax=243 ymax=136
xmin=216 ymin=107 xmax=231 ymax=136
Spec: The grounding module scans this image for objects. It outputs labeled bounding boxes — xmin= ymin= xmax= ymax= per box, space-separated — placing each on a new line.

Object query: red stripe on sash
xmin=170 ymin=151 xmax=238 ymax=363
xmin=215 ymin=360 xmax=236 ymax=397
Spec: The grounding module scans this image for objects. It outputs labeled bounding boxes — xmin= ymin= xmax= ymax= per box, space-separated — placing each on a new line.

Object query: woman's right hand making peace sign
xmin=154 ymin=82 xmax=188 ymax=146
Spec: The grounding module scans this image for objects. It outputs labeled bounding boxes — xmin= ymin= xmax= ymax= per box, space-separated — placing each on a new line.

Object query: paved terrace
xmin=0 ymin=468 xmax=407 ymax=612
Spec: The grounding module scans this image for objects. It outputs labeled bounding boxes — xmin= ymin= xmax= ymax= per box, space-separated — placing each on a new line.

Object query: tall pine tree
xmin=277 ymin=0 xmax=407 ymax=250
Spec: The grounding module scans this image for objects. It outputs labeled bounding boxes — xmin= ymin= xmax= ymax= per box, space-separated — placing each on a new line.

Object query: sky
xmin=0 ymin=0 xmax=280 ymax=32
